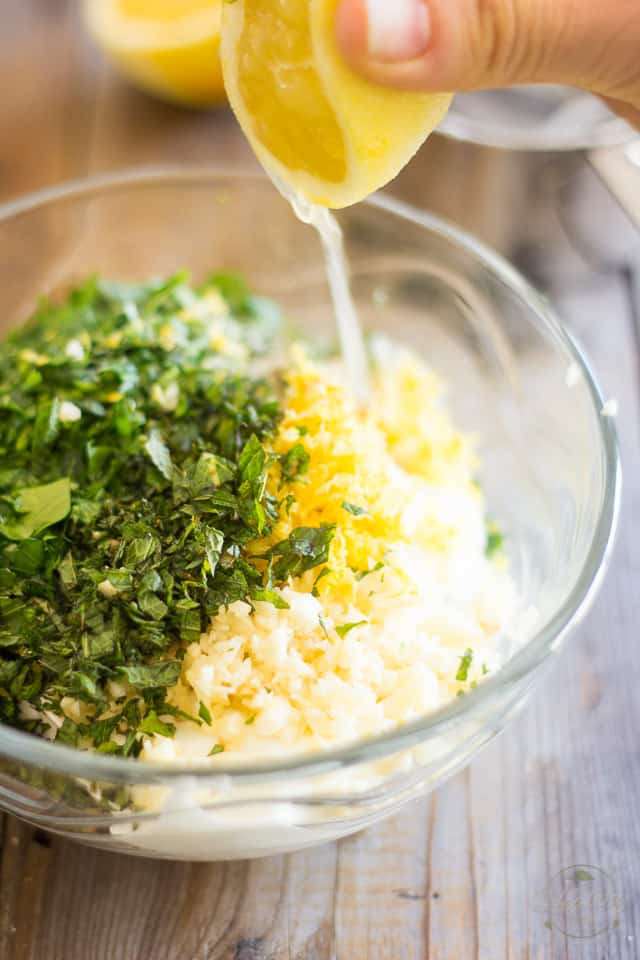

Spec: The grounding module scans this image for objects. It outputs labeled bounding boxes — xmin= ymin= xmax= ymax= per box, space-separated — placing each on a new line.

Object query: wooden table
xmin=1 ymin=3 xmax=639 ymax=957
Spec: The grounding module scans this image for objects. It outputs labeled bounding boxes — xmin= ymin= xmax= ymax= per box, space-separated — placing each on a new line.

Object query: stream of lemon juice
xmin=278 ymin=182 xmax=370 ymax=406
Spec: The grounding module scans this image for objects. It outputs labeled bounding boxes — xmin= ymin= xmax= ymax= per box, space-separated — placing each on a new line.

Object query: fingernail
xmin=365 ymin=0 xmax=430 ymax=62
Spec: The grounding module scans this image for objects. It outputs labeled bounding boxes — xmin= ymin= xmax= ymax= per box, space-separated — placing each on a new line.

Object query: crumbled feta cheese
xmin=98 ymin=579 xmax=119 ymax=599
xmin=151 ymin=381 xmax=180 ymax=412
xmin=142 ymin=734 xmax=177 ymax=762
xmin=65 ymin=339 xmax=85 ymax=362
xmin=59 ymin=400 xmax=82 ymax=423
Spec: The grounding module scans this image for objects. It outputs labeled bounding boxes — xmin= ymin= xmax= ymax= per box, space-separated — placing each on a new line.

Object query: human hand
xmin=336 ymin=0 xmax=640 ymax=130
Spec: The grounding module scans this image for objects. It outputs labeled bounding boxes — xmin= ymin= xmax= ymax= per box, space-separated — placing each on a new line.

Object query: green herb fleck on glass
xmin=486 ymin=522 xmax=504 ymax=557
xmin=456 ymin=648 xmax=474 ymax=682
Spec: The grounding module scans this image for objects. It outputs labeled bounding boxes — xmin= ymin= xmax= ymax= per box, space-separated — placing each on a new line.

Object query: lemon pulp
xmin=221 ymin=0 xmax=452 ymax=208
xmin=237 ymin=0 xmax=346 ymax=185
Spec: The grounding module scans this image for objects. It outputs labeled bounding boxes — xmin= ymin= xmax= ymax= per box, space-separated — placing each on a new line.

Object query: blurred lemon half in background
xmin=220 ymin=0 xmax=452 ymax=208
xmin=84 ymin=0 xmax=226 ymax=108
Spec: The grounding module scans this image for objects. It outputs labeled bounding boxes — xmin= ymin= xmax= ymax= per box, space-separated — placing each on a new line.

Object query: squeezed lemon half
xmin=85 ymin=0 xmax=226 ymax=108
xmin=220 ymin=0 xmax=452 ymax=208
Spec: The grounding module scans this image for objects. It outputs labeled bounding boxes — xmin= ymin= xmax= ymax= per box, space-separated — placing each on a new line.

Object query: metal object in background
xmin=589 ymin=141 xmax=640 ymax=230
xmin=432 ymin=84 xmax=640 ymax=240
xmin=392 ymin=132 xmax=639 ymax=284
xmin=440 ymin=85 xmax=635 ymax=152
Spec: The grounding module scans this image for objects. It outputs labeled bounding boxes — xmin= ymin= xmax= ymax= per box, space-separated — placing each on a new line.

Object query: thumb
xmin=336 ymin=0 xmax=640 ymax=119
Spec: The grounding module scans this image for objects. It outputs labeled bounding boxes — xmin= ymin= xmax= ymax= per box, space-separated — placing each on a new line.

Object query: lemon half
xmin=85 ymin=0 xmax=226 ymax=108
xmin=221 ymin=0 xmax=452 ymax=208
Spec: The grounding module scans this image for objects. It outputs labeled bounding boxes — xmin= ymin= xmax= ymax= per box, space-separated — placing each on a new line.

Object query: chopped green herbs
xmin=208 ymin=743 xmax=225 ymax=756
xmin=117 ymin=662 xmax=182 ymax=689
xmin=266 ymin=524 xmax=335 ymax=581
xmin=250 ymin=586 xmax=290 ymax=609
xmin=0 ymin=478 xmax=71 ymax=541
xmin=138 ymin=711 xmax=176 ymax=739
xmin=335 ymin=621 xmax=368 ymax=638
xmin=0 ymin=272 xmax=314 ymax=752
xmin=280 ymin=444 xmax=310 ymax=483
xmin=456 ymin=648 xmax=474 ymax=683
xmin=355 ymin=561 xmax=384 ymax=581
xmin=342 ymin=502 xmax=367 ymax=517
xmin=311 ymin=566 xmax=330 ymax=597
xmin=198 ymin=702 xmax=212 ymax=725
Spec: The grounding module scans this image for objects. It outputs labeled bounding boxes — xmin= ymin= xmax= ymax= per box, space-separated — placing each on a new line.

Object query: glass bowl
xmin=0 ymin=169 xmax=620 ymax=860
xmin=440 ymin=86 xmax=635 ymax=151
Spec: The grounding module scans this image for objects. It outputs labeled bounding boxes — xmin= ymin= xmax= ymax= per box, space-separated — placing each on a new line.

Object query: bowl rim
xmin=0 ymin=166 xmax=622 ymax=785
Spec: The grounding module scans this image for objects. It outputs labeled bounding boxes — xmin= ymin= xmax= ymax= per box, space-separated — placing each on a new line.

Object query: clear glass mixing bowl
xmin=0 ymin=169 xmax=620 ymax=860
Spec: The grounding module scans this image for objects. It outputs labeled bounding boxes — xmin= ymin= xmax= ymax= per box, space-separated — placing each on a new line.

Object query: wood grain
xmin=1 ymin=5 xmax=639 ymax=959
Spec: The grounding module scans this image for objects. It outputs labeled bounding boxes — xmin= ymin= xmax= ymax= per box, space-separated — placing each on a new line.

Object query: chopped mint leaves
xmin=250 ymin=586 xmax=290 ymax=609
xmin=0 ymin=272 xmax=289 ymax=750
xmin=336 ymin=621 xmax=368 ymax=638
xmin=138 ymin=711 xmax=176 ymax=739
xmin=0 ymin=478 xmax=71 ymax=541
xmin=117 ymin=661 xmax=182 ymax=689
xmin=280 ymin=444 xmax=310 ymax=482
xmin=355 ymin=561 xmax=384 ymax=581
xmin=486 ymin=522 xmax=504 ymax=557
xmin=311 ymin=566 xmax=330 ymax=597
xmin=267 ymin=524 xmax=335 ymax=581
xmin=342 ymin=502 xmax=368 ymax=517
xmin=198 ymin=702 xmax=212 ymax=726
